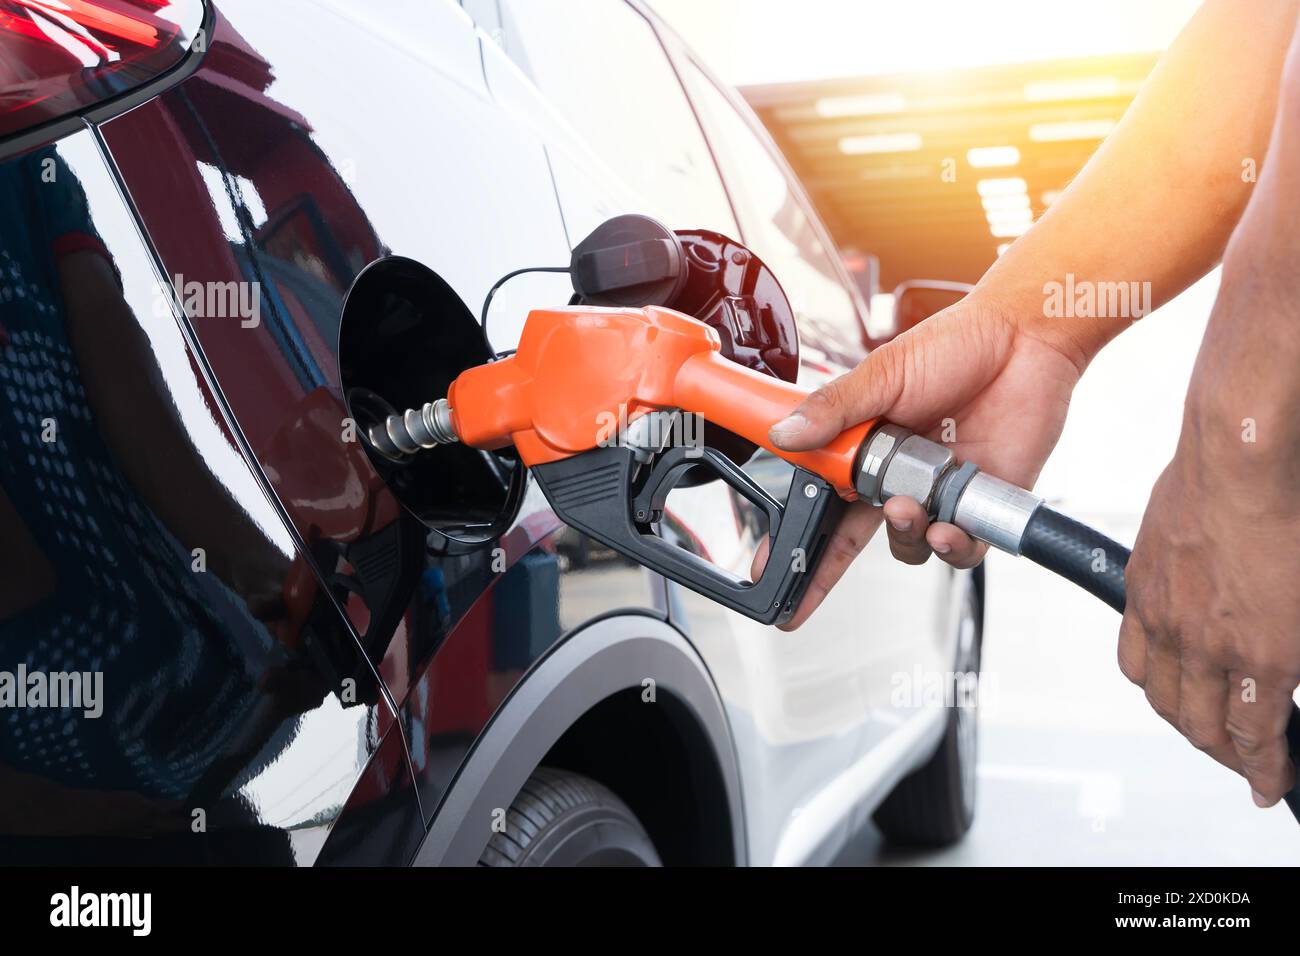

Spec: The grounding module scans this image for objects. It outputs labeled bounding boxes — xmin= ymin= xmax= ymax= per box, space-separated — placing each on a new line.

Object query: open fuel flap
xmin=338 ymin=256 xmax=524 ymax=553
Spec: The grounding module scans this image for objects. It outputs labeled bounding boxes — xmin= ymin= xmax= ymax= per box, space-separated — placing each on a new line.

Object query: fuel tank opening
xmin=338 ymin=256 xmax=523 ymax=551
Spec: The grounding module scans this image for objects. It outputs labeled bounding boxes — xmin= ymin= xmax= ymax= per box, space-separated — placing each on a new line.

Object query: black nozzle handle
xmin=533 ymin=444 xmax=843 ymax=626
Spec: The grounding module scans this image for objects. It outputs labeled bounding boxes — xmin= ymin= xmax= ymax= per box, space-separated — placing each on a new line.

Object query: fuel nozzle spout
xmin=367 ymin=398 xmax=459 ymax=462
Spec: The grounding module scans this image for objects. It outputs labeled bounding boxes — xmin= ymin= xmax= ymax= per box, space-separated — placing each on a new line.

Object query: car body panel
xmin=413 ymin=612 xmax=745 ymax=866
xmin=0 ymin=128 xmax=419 ymax=864
xmin=473 ymin=0 xmax=962 ymax=864
xmin=97 ymin=0 xmax=667 ymax=837
xmin=2 ymin=0 xmax=971 ymax=865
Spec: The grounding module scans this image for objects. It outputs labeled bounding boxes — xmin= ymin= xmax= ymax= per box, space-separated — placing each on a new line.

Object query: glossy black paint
xmin=0 ymin=129 xmax=420 ymax=864
xmin=98 ymin=0 xmax=666 ymax=851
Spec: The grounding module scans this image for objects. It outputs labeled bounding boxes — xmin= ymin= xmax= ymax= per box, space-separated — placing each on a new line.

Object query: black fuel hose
xmin=1021 ymin=506 xmax=1127 ymax=613
xmin=1019 ymin=505 xmax=1300 ymax=824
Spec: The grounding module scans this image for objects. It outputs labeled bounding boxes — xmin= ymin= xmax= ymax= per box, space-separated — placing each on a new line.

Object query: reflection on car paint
xmin=98 ymin=2 xmax=658 ymax=832
xmin=0 ymin=131 xmax=421 ymax=863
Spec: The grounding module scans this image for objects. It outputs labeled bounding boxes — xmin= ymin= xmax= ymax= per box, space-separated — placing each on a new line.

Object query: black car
xmin=0 ymin=0 xmax=981 ymax=865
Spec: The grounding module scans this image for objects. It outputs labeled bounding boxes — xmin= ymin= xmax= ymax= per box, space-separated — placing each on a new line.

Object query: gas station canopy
xmin=743 ymin=52 xmax=1158 ymax=291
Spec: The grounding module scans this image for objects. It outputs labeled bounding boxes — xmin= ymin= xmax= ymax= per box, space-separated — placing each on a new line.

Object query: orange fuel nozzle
xmin=364 ymin=303 xmax=874 ymax=625
xmin=441 ymin=305 xmax=876 ymax=499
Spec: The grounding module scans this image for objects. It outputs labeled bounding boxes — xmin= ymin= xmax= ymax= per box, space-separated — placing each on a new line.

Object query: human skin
xmin=1118 ymin=16 xmax=1300 ymax=807
xmin=765 ymin=1 xmax=1300 ymax=809
xmin=767 ymin=0 xmax=1299 ymax=626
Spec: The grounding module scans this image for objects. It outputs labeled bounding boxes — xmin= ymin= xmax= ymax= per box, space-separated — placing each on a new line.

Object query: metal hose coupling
xmin=367 ymin=398 xmax=459 ymax=461
xmin=853 ymin=424 xmax=1044 ymax=555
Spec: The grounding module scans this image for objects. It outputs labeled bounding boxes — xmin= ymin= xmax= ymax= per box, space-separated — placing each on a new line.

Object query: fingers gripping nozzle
xmin=853 ymin=425 xmax=1043 ymax=555
xmin=367 ymin=398 xmax=459 ymax=462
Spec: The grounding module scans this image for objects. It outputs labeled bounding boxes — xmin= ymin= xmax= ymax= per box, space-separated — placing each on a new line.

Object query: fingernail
xmin=933 ymin=543 xmax=951 ymax=555
xmin=888 ymin=517 xmax=912 ymax=533
xmin=769 ymin=412 xmax=808 ymax=444
xmin=1252 ymin=789 xmax=1272 ymax=808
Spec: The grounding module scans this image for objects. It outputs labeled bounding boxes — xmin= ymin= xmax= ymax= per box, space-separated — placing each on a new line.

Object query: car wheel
xmin=478 ymin=767 xmax=662 ymax=866
xmin=872 ymin=565 xmax=984 ymax=847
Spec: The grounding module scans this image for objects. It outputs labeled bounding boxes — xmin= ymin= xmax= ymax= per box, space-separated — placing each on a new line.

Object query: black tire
xmin=478 ymin=767 xmax=662 ymax=866
xmin=872 ymin=565 xmax=984 ymax=847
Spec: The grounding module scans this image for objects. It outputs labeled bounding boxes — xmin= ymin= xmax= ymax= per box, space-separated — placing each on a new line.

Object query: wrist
xmin=1181 ymin=376 xmax=1300 ymax=514
xmin=963 ymin=278 xmax=1112 ymax=377
xmin=1184 ymin=280 xmax=1300 ymax=463
xmin=971 ymin=253 xmax=1140 ymax=374
xmin=1184 ymin=386 xmax=1300 ymax=470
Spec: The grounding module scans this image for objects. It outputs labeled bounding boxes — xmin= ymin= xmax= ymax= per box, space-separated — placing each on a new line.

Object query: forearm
xmin=1121 ymin=27 xmax=1300 ymax=801
xmin=1183 ymin=15 xmax=1300 ymax=474
xmin=973 ymin=0 xmax=1299 ymax=368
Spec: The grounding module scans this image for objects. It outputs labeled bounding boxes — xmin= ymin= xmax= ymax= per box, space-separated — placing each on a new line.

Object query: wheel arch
xmin=413 ymin=612 xmax=746 ymax=866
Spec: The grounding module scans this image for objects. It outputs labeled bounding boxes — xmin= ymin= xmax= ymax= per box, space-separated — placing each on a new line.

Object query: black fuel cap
xmin=569 ymin=213 xmax=688 ymax=307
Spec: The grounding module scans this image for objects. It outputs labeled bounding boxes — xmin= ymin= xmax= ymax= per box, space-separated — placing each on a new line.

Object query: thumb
xmin=769 ymin=341 xmax=905 ymax=451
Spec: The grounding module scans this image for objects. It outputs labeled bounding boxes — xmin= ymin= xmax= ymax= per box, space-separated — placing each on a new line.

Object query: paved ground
xmin=838 ymin=273 xmax=1300 ymax=864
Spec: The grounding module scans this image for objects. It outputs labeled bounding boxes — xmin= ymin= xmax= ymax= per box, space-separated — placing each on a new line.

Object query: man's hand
xmin=767 ymin=292 xmax=1083 ymax=628
xmin=1121 ymin=428 xmax=1300 ymax=807
xmin=755 ymin=0 xmax=1300 ymax=632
